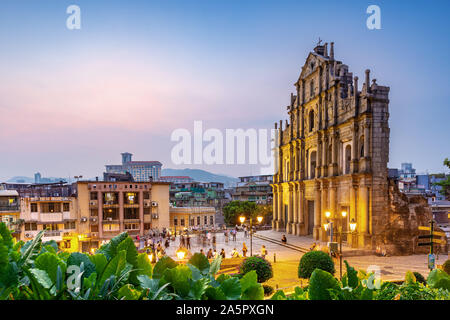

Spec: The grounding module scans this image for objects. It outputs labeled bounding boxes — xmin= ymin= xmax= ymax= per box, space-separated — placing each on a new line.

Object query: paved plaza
xmin=159 ymin=228 xmax=449 ymax=291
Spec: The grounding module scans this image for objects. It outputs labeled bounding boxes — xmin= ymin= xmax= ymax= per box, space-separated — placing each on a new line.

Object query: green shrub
xmin=308 ymin=269 xmax=341 ymax=300
xmin=443 ymin=259 xmax=450 ymax=275
xmin=298 ymin=251 xmax=335 ymax=279
xmin=263 ymin=284 xmax=274 ymax=296
xmin=413 ymin=272 xmax=426 ymax=284
xmin=239 ymin=256 xmax=273 ymax=283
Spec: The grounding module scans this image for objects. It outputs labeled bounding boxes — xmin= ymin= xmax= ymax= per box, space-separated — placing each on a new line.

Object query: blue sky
xmin=0 ymin=0 xmax=449 ymax=180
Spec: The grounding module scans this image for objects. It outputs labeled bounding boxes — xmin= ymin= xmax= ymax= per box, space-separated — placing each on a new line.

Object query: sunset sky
xmin=0 ymin=0 xmax=449 ymax=181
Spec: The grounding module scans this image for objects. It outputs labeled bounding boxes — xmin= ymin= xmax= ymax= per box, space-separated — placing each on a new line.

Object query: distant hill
xmin=162 ymin=169 xmax=239 ymax=187
xmin=6 ymin=176 xmax=67 ymax=184
xmin=6 ymin=176 xmax=34 ymax=183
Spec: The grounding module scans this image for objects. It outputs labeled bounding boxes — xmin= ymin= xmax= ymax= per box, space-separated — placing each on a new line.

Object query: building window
xmin=41 ymin=202 xmax=61 ymax=213
xmin=31 ymin=203 xmax=38 ymax=212
xmin=63 ymin=203 xmax=70 ymax=212
xmin=197 ymin=216 xmax=200 ymax=225
xmin=64 ymin=221 xmax=76 ymax=229
xmin=24 ymin=223 xmax=37 ymax=231
xmin=90 ymin=192 xmax=98 ymax=200
xmin=309 ymin=150 xmax=317 ymax=179
xmin=174 ymin=218 xmax=178 ymax=226
xmin=310 ymin=80 xmax=314 ymax=97
xmin=309 ymin=110 xmax=315 ymax=132
xmin=345 ymin=145 xmax=352 ymax=174
xmin=180 ymin=219 xmax=185 ymax=226
xmin=204 ymin=216 xmax=207 ymax=225
xmin=210 ymin=216 xmax=214 ymax=225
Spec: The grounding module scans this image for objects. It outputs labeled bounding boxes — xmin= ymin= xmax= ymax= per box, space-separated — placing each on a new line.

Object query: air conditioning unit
xmin=25 ymin=233 xmax=32 ymax=238
xmin=107 ymin=217 xmax=112 ymax=221
xmin=90 ymin=201 xmax=97 ymax=206
xmin=90 ymin=217 xmax=97 ymax=222
xmin=80 ymin=217 xmax=87 ymax=222
xmin=152 ymin=214 xmax=159 ymax=219
xmin=151 ymin=201 xmax=158 ymax=207
xmin=91 ymin=232 xmax=98 ymax=238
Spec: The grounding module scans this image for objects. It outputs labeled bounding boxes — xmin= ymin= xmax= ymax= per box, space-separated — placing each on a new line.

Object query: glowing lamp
xmin=341 ymin=211 xmax=347 ymax=218
xmin=257 ymin=216 xmax=263 ymax=223
xmin=176 ymin=249 xmax=186 ymax=260
xmin=325 ymin=211 xmax=331 ymax=218
xmin=323 ymin=223 xmax=329 ymax=231
xmin=239 ymin=216 xmax=246 ymax=224
xmin=349 ymin=219 xmax=357 ymax=232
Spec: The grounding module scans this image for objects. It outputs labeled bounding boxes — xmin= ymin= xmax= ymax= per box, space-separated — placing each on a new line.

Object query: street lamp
xmin=239 ymin=215 xmax=263 ymax=256
xmin=176 ymin=248 xmax=186 ymax=260
xmin=323 ymin=211 xmax=357 ymax=279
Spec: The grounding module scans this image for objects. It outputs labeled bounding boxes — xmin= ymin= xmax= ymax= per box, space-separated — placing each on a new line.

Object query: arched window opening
xmin=345 ymin=145 xmax=351 ymax=174
xmin=360 ymin=136 xmax=364 ymax=158
xmin=310 ymin=151 xmax=317 ymax=179
xmin=309 ymin=110 xmax=315 ymax=132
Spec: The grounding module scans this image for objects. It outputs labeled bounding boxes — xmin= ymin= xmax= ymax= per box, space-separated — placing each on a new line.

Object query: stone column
xmin=321 ymin=135 xmax=328 ymax=177
xmin=292 ymin=184 xmax=298 ymax=234
xmin=119 ymin=191 xmax=124 ymax=232
xmin=358 ymin=184 xmax=369 ymax=247
xmin=351 ymin=124 xmax=359 ymax=173
xmin=297 ymin=186 xmax=304 ymax=235
xmin=320 ymin=182 xmax=328 ymax=241
xmin=313 ymin=182 xmax=321 ymax=240
xmin=98 ymin=191 xmax=103 ymax=239
xmin=330 ymin=132 xmax=339 ymax=176
xmin=139 ymin=191 xmax=144 ymax=236
xmin=329 ymin=181 xmax=337 ymax=219
xmin=272 ymin=187 xmax=278 ymax=229
xmin=277 ymin=188 xmax=283 ymax=231
xmin=364 ymin=124 xmax=370 ymax=158
xmin=349 ymin=184 xmax=357 ymax=247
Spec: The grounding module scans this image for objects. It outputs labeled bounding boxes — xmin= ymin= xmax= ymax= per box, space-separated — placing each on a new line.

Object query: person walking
xmin=220 ymin=248 xmax=226 ymax=259
xmin=186 ymin=235 xmax=191 ymax=249
xmin=244 ymin=226 xmax=248 ymax=238
xmin=207 ymin=248 xmax=213 ymax=259
xmin=242 ymin=243 xmax=248 ymax=257
xmin=281 ymin=234 xmax=287 ymax=244
xmin=261 ymin=245 xmax=267 ymax=259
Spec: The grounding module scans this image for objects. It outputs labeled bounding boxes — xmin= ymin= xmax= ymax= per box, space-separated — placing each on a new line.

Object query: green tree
xmin=434 ymin=158 xmax=450 ymax=200
xmin=223 ymin=201 xmax=258 ymax=225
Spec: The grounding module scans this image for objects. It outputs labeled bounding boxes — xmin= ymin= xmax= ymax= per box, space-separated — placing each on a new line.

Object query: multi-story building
xmin=0 ymin=190 xmax=21 ymax=240
xmin=272 ymin=41 xmax=390 ymax=249
xmin=75 ymin=180 xmax=170 ymax=251
xmin=169 ymin=207 xmax=216 ymax=233
xmin=20 ymin=195 xmax=79 ymax=251
xmin=105 ymin=152 xmax=162 ymax=182
xmin=232 ymin=175 xmax=273 ymax=204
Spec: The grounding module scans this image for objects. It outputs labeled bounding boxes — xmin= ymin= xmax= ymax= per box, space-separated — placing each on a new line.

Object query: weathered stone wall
xmin=373 ymin=179 xmax=432 ymax=255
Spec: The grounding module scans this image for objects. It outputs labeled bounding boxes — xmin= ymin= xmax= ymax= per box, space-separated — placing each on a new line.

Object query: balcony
xmin=43 ymin=230 xmax=62 ymax=242
xmin=40 ymin=213 xmax=63 ymax=223
xmin=0 ymin=204 xmax=20 ymax=213
xmin=63 ymin=211 xmax=77 ymax=220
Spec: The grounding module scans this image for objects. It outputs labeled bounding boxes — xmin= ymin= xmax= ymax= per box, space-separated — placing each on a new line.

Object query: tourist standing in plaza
xmin=242 ymin=243 xmax=248 ymax=257
xmin=261 ymin=245 xmax=267 ymax=258
xmin=220 ymin=248 xmax=226 ymax=258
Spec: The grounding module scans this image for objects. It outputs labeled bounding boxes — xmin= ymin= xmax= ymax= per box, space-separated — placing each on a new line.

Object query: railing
xmin=0 ymin=205 xmax=20 ymax=212
xmin=44 ymin=230 xmax=61 ymax=237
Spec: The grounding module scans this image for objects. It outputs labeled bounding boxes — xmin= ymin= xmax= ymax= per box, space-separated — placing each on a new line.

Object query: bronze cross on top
xmin=317 ymin=38 xmax=322 ymax=46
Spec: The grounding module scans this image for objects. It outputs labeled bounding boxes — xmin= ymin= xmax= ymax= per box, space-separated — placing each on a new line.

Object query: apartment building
xmin=75 ymin=181 xmax=170 ymax=251
xmin=20 ymin=195 xmax=79 ymax=251
xmin=0 ymin=190 xmax=21 ymax=240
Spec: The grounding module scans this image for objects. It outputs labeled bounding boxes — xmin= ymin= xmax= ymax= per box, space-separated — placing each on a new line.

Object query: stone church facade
xmin=271 ymin=42 xmax=391 ymax=249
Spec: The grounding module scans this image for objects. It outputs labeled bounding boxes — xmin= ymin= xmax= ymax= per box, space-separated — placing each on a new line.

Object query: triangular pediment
xmin=297 ymin=52 xmax=328 ymax=83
